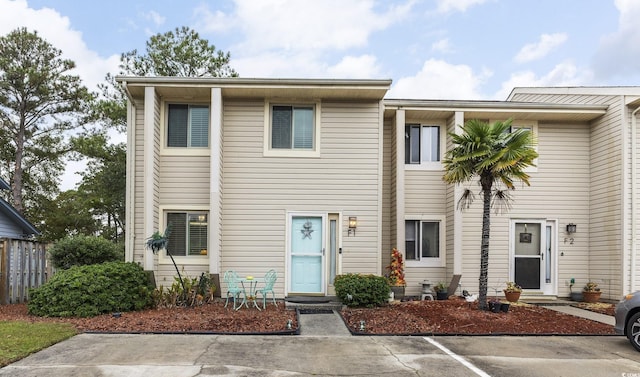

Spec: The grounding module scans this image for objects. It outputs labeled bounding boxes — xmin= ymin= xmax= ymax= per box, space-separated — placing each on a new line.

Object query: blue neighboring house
xmin=0 ymin=178 xmax=39 ymax=240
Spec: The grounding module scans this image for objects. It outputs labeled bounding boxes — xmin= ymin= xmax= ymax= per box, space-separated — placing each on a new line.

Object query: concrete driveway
xmin=2 ymin=334 xmax=640 ymax=377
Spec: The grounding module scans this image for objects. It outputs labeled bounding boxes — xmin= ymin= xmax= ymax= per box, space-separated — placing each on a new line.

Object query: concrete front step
xmin=284 ymin=296 xmax=344 ymax=311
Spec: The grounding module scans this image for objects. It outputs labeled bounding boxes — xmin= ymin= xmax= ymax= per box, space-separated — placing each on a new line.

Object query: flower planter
xmin=582 ymin=291 xmax=601 ymax=303
xmin=436 ymin=291 xmax=449 ymax=300
xmin=503 ymin=290 xmax=521 ymax=303
xmin=489 ymin=301 xmax=501 ymax=312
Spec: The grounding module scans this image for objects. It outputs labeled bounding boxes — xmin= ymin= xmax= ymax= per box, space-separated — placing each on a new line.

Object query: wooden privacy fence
xmin=0 ymin=238 xmax=49 ymax=304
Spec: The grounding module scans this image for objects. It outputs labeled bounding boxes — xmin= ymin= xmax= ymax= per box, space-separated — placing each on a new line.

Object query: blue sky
xmin=2 ymin=0 xmax=639 ymax=187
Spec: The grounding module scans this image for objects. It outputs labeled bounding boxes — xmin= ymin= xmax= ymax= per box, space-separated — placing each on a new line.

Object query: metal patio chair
xmin=256 ymin=269 xmax=278 ymax=309
xmin=223 ymin=270 xmax=244 ymax=310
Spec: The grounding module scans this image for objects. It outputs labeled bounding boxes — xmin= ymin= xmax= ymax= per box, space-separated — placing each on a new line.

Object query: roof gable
xmin=0 ymin=198 xmax=40 ymax=238
xmin=0 ymin=177 xmax=9 ymax=190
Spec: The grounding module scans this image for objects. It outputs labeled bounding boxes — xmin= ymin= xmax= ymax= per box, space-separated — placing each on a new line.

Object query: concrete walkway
xmin=298 ymin=311 xmax=352 ymax=336
xmin=541 ymin=305 xmax=615 ymax=326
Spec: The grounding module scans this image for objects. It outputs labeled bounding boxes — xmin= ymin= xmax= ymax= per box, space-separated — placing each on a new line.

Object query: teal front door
xmin=290 ymin=215 xmax=324 ymax=294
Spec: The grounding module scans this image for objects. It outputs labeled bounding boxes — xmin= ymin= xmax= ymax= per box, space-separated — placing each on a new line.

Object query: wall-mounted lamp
xmin=566 ymin=223 xmax=577 ymax=234
xmin=348 ymin=217 xmax=357 ymax=236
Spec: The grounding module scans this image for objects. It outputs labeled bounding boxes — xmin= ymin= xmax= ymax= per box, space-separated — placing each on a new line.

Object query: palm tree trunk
xmin=478 ymin=177 xmax=493 ymax=310
xmin=166 ymin=250 xmax=187 ymax=303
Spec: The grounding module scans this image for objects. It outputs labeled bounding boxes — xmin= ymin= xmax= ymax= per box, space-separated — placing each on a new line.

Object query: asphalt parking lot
xmin=2 ymin=334 xmax=640 ymax=377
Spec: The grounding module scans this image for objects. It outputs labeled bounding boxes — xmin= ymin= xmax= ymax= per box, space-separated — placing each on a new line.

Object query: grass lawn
xmin=0 ymin=321 xmax=77 ymax=367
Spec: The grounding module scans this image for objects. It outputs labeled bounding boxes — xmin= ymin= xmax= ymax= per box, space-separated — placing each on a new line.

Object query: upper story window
xmin=405 ymin=124 xmax=441 ymax=166
xmin=167 ymin=104 xmax=209 ymax=148
xmin=271 ymin=105 xmax=315 ymax=150
xmin=166 ymin=211 xmax=208 ymax=257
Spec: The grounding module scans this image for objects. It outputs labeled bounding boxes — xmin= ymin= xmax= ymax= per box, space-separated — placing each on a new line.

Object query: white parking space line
xmin=423 ymin=337 xmax=492 ymax=377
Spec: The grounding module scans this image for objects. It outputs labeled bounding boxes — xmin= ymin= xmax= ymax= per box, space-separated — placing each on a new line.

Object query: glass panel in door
xmin=290 ymin=216 xmax=324 ymax=293
xmin=514 ymin=222 xmax=543 ymax=290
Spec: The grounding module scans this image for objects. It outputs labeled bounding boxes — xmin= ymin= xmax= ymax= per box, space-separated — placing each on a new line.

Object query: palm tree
xmin=443 ymin=119 xmax=538 ymax=310
xmin=145 ymin=226 xmax=187 ymax=301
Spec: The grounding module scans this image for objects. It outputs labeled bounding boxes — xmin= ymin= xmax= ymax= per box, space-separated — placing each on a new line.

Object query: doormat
xmin=297 ymin=308 xmax=335 ymax=314
xmin=286 ymin=296 xmax=331 ymax=304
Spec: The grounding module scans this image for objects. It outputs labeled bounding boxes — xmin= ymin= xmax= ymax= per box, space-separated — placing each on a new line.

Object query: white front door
xmin=511 ymin=220 xmax=556 ymax=295
xmin=289 ymin=214 xmax=325 ymax=294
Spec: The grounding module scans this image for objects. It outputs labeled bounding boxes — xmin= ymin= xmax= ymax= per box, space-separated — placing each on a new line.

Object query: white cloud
xmin=197 ymin=0 xmax=413 ymax=52
xmin=387 ymin=59 xmax=491 ymax=99
xmin=328 ymin=55 xmax=382 ymax=78
xmin=193 ymin=5 xmax=238 ymax=33
xmin=496 ymin=61 xmax=592 ymax=99
xmin=436 ymin=0 xmax=488 ymax=13
xmin=144 ymin=10 xmax=166 ymax=26
xmin=592 ymin=0 xmax=640 ymax=79
xmin=514 ymin=33 xmax=568 ymax=63
xmin=431 ymin=38 xmax=453 ymax=54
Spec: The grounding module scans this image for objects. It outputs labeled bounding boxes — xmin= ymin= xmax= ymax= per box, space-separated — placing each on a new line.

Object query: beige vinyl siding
xmin=132 ymin=101 xmax=145 ymax=266
xmin=402 ymin=122 xmax=449 ymax=295
xmin=221 ymin=100 xmax=382 ymax=296
xmin=381 ymin=118 xmax=394 ymax=273
xmin=445 ymin=115 xmax=456 ymax=281
xmin=159 ymin=156 xmax=210 ymax=204
xmin=444 ymin=119 xmax=592 ymax=298
xmin=632 ymin=106 xmax=640 ymax=292
xmin=132 ymin=95 xmax=161 ymax=269
xmin=589 ymin=99 xmax=623 ymax=299
xmin=511 ymin=92 xmax=624 ymax=298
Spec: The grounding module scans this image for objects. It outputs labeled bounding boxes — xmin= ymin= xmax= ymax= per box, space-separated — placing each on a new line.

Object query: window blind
xmin=189 ymin=106 xmax=209 ymax=147
xmin=168 ymin=105 xmax=188 ymax=147
xmin=167 ymin=213 xmax=187 ymax=256
xmin=272 ymin=106 xmax=292 ymax=149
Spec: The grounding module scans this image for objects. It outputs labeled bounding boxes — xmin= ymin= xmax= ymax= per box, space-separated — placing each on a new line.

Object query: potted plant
xmin=434 ymin=282 xmax=449 ymax=300
xmin=569 ymin=278 xmax=583 ymax=301
xmin=387 ymin=248 xmax=406 ymax=300
xmin=503 ymin=281 xmax=522 ymax=302
xmin=582 ymin=281 xmax=601 ymax=303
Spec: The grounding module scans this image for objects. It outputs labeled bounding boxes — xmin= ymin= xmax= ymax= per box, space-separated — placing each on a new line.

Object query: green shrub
xmin=334 ymin=273 xmax=390 ymax=308
xmin=49 ymin=235 xmax=122 ymax=269
xmin=28 ymin=262 xmax=153 ymax=317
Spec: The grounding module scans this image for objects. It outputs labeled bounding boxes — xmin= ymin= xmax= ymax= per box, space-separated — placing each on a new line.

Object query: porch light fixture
xmin=348 ymin=217 xmax=357 ymax=236
xmin=566 ymin=223 xmax=577 ymax=234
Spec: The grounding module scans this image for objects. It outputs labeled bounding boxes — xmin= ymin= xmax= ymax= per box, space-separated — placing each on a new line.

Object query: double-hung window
xmin=405 ymin=124 xmax=440 ymax=165
xmin=405 ymin=219 xmax=443 ymax=266
xmin=167 ymin=104 xmax=209 ymax=148
xmin=166 ymin=212 xmax=208 ymax=257
xmin=271 ymin=105 xmax=315 ymax=150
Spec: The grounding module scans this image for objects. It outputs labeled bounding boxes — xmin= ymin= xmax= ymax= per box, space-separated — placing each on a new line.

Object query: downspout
xmin=631 ymin=105 xmax=639 ymax=293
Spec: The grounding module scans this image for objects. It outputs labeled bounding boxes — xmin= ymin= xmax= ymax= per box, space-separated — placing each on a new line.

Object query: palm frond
xmin=456 ymin=188 xmax=476 ymax=211
xmin=491 ymin=189 xmax=513 ymax=213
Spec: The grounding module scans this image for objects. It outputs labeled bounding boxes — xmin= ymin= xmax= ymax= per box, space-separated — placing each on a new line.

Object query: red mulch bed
xmin=0 ymin=299 xmax=615 ymax=335
xmin=341 ymin=300 xmax=616 ymax=335
xmin=0 ymin=302 xmax=298 ymax=334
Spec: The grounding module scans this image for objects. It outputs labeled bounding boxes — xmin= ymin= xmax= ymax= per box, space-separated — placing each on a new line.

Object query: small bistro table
xmin=239 ymin=276 xmax=264 ymax=310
